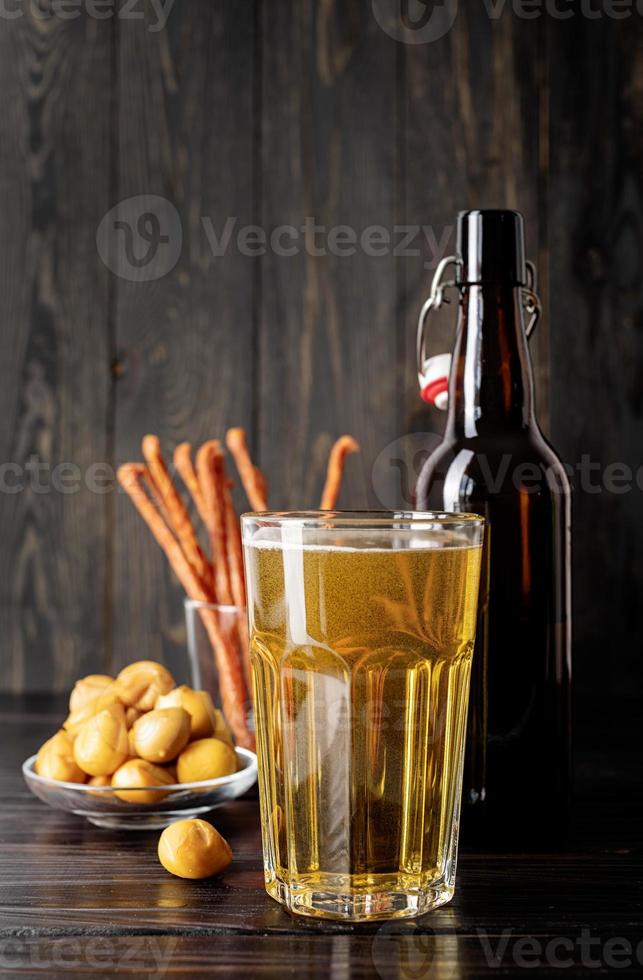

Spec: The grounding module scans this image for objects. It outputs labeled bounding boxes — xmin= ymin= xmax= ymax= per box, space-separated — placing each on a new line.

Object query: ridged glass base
xmin=267 ymin=875 xmax=454 ymax=922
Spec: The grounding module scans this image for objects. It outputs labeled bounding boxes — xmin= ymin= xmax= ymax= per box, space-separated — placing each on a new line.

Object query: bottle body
xmin=416 ymin=216 xmax=572 ymax=845
xmin=417 ymin=429 xmax=571 ymax=844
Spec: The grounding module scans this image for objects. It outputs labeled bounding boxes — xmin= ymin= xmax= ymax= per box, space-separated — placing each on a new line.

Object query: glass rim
xmin=241 ymin=509 xmax=485 ymax=530
xmin=23 ymin=749 xmax=256 ymax=794
xmin=184 ymin=598 xmax=245 ymax=614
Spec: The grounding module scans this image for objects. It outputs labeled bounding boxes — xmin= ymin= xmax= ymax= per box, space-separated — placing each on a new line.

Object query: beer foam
xmin=244 ymin=526 xmax=478 ymax=552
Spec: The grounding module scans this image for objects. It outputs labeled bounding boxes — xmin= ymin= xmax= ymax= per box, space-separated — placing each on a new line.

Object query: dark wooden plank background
xmin=112 ymin=2 xmax=257 ymax=674
xmin=0 ymin=0 xmax=641 ymax=705
xmin=0 ymin=9 xmax=112 ymax=692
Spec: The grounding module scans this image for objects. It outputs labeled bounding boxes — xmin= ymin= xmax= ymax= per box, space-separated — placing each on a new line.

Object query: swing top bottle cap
xmin=456 ymin=209 xmax=527 ymax=286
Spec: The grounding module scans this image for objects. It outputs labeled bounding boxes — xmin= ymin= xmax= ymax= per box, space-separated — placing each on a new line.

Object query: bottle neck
xmin=446 ymin=284 xmax=536 ymax=440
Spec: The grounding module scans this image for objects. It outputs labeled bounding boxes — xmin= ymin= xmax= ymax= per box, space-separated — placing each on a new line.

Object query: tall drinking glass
xmin=242 ymin=511 xmax=484 ymax=921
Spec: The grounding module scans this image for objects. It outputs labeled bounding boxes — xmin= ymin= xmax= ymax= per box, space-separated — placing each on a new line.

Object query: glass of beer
xmin=241 ymin=511 xmax=484 ymax=921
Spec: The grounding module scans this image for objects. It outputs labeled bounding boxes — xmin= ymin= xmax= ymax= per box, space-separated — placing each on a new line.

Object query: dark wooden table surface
xmin=1 ymin=695 xmax=641 ymax=978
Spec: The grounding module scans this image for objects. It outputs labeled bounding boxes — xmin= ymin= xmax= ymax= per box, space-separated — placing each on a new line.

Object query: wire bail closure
xmin=416 ymin=257 xmax=542 ymax=400
xmin=416 ymin=255 xmax=458 ymax=382
xmin=523 ymin=261 xmax=541 ymax=338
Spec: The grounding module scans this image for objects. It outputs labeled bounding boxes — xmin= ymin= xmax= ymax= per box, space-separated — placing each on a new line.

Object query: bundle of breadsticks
xmin=117 ymin=431 xmax=359 ymax=751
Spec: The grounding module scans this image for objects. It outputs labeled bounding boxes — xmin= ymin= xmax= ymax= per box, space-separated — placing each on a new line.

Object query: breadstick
xmin=196 ymin=442 xmax=255 ymax=733
xmin=225 ymin=428 xmax=268 ymax=512
xmin=142 ymin=435 xmax=212 ymax=592
xmin=198 ymin=606 xmax=254 ymax=748
xmin=174 ymin=442 xmax=209 ymax=528
xmin=320 ymin=435 xmax=360 ymax=510
xmin=197 ymin=442 xmax=252 ymax=698
xmin=223 ymin=479 xmax=246 ymax=609
xmin=196 ymin=439 xmax=252 ymax=736
xmin=118 ymin=464 xmax=212 ymax=602
xmin=222 ymin=478 xmax=252 ymax=691
xmin=254 ymin=468 xmax=268 ymax=509
xmin=196 ymin=441 xmax=233 ymax=606
xmin=197 ymin=443 xmax=252 ymax=694
xmin=118 ymin=463 xmax=253 ymax=749
xmin=198 ymin=606 xmax=254 ymax=749
xmin=140 ymin=467 xmax=173 ymax=529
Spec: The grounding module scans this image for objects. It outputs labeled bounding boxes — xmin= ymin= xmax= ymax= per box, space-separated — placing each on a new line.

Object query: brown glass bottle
xmin=416 ymin=211 xmax=571 ymax=847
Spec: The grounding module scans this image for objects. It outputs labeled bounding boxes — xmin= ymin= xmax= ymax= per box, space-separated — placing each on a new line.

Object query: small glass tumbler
xmin=184 ymin=599 xmax=254 ymax=739
xmin=242 ymin=510 xmax=485 ymax=921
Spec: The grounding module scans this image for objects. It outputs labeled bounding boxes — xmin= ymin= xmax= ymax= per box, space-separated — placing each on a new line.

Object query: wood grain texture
xmin=401 ymin=6 xmax=548 ymax=479
xmin=112 ymin=1 xmax=257 ymax=678
xmin=1 ymin=696 xmax=641 ymax=976
xmin=0 ymin=12 xmax=112 ymax=692
xmin=4 ymin=933 xmax=643 ymax=979
xmin=0 ymin=4 xmax=640 ymax=714
xmin=547 ymin=16 xmax=643 ymax=702
xmin=258 ymin=0 xmax=399 ymax=510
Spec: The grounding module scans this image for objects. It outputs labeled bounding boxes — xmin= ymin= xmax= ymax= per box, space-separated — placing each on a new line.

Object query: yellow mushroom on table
xmin=30 ymin=660 xmax=241 ymax=811
xmin=111 ymin=759 xmax=176 ymax=804
xmin=157 ymin=819 xmax=232 ymax=879
xmin=68 ymin=675 xmax=114 ymax=714
xmin=35 ymin=730 xmax=86 ymax=784
xmin=177 ymin=737 xmax=237 ymax=784
xmin=63 ymin=690 xmax=123 ymax=736
xmin=131 ymin=707 xmax=191 ymax=764
xmin=155 ymin=685 xmax=219 ymax=741
xmin=85 ymin=774 xmax=112 ymax=797
xmin=114 ymin=660 xmax=175 ymax=712
xmin=73 ymin=703 xmax=130 ymax=776
xmin=87 ymin=774 xmax=111 ymax=788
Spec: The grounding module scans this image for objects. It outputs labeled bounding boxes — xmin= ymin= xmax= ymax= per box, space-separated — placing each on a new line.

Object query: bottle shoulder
xmin=416 ymin=427 xmax=571 ymax=505
xmin=424 ymin=426 xmax=567 ymax=465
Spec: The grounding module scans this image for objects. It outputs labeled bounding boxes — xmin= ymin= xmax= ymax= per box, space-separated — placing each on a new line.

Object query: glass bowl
xmin=22 ymin=748 xmax=257 ymax=830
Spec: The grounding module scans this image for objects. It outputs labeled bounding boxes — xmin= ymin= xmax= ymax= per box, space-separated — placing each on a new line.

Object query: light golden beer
xmin=243 ymin=514 xmax=483 ymax=921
